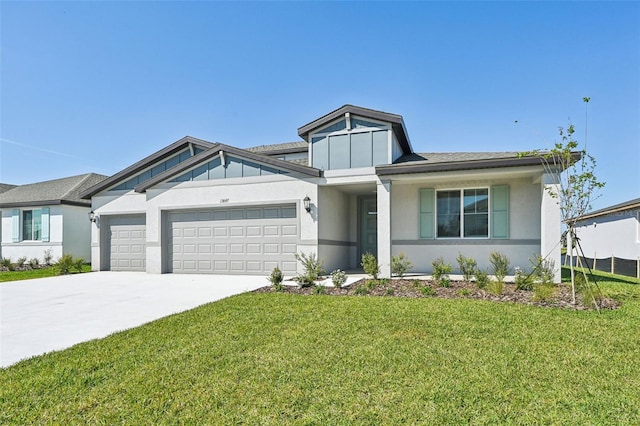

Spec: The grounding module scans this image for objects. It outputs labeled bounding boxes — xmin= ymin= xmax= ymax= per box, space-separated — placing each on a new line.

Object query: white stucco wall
xmin=389 ymin=177 xmax=544 ymax=274
xmin=0 ymin=206 xmax=65 ymax=262
xmin=575 ymin=210 xmax=640 ymax=260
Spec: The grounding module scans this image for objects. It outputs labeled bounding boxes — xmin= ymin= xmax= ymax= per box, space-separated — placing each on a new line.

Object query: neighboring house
xmin=0 ymin=173 xmax=108 ymax=262
xmin=81 ymin=105 xmax=562 ymax=279
xmin=0 ymin=183 xmax=18 ymax=258
xmin=574 ymin=197 xmax=640 ymax=261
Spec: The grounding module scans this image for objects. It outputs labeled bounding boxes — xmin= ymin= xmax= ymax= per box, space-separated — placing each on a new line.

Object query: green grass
xmin=0 ymin=265 xmax=92 ymax=283
xmin=2 ymin=272 xmax=640 ymax=424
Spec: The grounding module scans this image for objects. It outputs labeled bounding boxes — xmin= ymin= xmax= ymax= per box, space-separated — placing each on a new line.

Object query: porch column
xmin=377 ymin=179 xmax=392 ymax=278
xmin=541 ymin=173 xmax=561 ymax=282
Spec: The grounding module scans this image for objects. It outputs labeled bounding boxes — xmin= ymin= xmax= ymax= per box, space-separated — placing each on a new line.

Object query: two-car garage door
xmin=167 ymin=204 xmax=298 ymax=274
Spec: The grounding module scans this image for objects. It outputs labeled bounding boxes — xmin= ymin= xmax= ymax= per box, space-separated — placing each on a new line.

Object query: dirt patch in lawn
xmin=253 ymin=278 xmax=619 ymax=310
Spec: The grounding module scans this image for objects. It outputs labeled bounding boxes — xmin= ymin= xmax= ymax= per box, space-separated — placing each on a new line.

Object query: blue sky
xmin=1 ymin=1 xmax=638 ymax=210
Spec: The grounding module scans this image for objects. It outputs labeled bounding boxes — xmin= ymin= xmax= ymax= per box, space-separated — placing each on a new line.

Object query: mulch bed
xmin=253 ymin=278 xmax=620 ymax=310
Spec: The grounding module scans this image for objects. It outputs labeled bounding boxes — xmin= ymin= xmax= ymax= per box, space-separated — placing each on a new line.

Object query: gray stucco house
xmin=0 ymin=173 xmax=108 ymax=262
xmin=81 ymin=105 xmax=562 ymax=279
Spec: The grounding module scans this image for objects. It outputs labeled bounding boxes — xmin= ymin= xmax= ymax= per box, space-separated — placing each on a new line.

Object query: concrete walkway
xmin=0 ymin=272 xmax=266 ymax=368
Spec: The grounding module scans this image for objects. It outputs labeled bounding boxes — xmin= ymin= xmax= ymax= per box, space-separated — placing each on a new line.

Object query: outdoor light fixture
xmin=88 ymin=211 xmax=97 ymax=223
xmin=303 ymin=196 xmax=311 ymax=213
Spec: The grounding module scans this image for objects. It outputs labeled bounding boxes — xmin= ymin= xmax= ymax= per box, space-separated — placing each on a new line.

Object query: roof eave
xmin=0 ymin=199 xmax=91 ymax=208
xmin=376 ymin=156 xmax=547 ymax=176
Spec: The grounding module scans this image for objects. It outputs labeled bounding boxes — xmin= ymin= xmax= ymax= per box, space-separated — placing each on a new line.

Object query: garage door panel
xmin=168 ymin=205 xmax=298 ymax=274
xmin=107 ymin=215 xmax=146 ymax=272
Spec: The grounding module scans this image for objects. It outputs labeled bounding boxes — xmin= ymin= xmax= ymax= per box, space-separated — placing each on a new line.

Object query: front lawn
xmin=0 ymin=265 xmax=92 ymax=283
xmin=1 ymin=271 xmax=639 ymax=424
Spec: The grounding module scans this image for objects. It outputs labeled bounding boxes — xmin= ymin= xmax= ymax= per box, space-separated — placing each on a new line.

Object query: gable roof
xmin=297 ymin=105 xmax=412 ymax=155
xmin=80 ymin=136 xmax=215 ymax=199
xmin=0 ymin=183 xmax=17 ymax=194
xmin=574 ymin=197 xmax=640 ymax=222
xmin=134 ymin=143 xmax=322 ymax=193
xmin=0 ymin=173 xmax=108 ymax=208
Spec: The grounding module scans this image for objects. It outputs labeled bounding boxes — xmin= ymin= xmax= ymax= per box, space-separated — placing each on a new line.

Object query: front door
xmin=359 ymin=197 xmax=378 ymax=259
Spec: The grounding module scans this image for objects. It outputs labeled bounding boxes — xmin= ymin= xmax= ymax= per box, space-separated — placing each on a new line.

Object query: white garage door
xmin=107 ymin=215 xmax=146 ymax=271
xmin=167 ymin=205 xmax=298 ymax=274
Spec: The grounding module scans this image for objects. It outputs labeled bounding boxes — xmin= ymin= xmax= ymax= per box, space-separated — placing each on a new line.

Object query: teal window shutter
xmin=419 ymin=189 xmax=435 ymax=239
xmin=12 ymin=209 xmax=20 ymax=242
xmin=41 ymin=207 xmax=50 ymax=242
xmin=491 ymin=185 xmax=510 ymax=239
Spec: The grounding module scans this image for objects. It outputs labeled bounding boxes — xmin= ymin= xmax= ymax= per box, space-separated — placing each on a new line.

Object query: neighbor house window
xmin=22 ymin=209 xmax=42 ymax=241
xmin=420 ymin=186 xmax=508 ymax=239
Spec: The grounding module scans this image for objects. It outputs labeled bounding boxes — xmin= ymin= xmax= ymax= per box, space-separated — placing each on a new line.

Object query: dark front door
xmin=359 ymin=197 xmax=378 ymax=259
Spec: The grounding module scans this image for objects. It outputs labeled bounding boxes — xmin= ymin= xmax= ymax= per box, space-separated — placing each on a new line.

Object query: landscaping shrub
xmin=1 ymin=257 xmax=14 ymax=271
xmin=361 ymin=253 xmax=380 ymax=279
xmin=439 ymin=277 xmax=452 ymax=288
xmin=531 ymin=255 xmax=556 ymax=285
xmin=420 ymin=285 xmax=435 ymax=296
xmin=456 ymin=253 xmax=477 ymax=282
xmin=488 ymin=280 xmax=504 ymax=295
xmin=294 ymin=252 xmax=325 ymax=281
xmin=514 ymin=267 xmax=534 ymax=291
xmin=43 ymin=249 xmax=53 ymax=266
xmin=533 ymin=283 xmax=556 ymax=302
xmin=313 ymin=284 xmax=326 ymax=295
xmin=268 ymin=267 xmax=284 ymax=291
xmin=391 ymin=253 xmax=413 ymax=278
xmin=575 ymin=272 xmax=604 ymax=309
xmin=475 ymin=269 xmax=490 ymax=289
xmin=489 ymin=251 xmax=510 ymax=283
xmin=331 ymin=269 xmax=347 ymax=288
xmin=16 ymin=257 xmax=27 ymax=269
xmin=294 ymin=274 xmax=315 ymax=288
xmin=29 ymin=258 xmax=40 ymax=269
xmin=431 ymin=257 xmax=453 ymax=286
xmin=57 ymin=254 xmax=74 ymax=275
xmin=73 ymin=257 xmax=85 ymax=273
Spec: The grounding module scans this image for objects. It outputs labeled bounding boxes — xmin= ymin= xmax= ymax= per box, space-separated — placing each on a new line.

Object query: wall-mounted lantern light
xmin=88 ymin=211 xmax=97 ymax=223
xmin=303 ymin=196 xmax=311 ymax=213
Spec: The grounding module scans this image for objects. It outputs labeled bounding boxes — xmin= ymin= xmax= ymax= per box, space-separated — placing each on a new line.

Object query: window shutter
xmin=491 ymin=185 xmax=510 ymax=239
xmin=12 ymin=209 xmax=20 ymax=242
xmin=41 ymin=207 xmax=50 ymax=242
xmin=419 ymin=188 xmax=435 ymax=239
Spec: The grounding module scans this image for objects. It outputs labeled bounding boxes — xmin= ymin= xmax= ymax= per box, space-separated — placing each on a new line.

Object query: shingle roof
xmin=246 ymin=141 xmax=308 ymax=154
xmin=395 ymin=152 xmax=521 ymax=164
xmin=0 ymin=173 xmax=108 ymax=208
xmin=0 ymin=183 xmax=17 ymax=194
xmin=574 ymin=197 xmax=640 ymax=221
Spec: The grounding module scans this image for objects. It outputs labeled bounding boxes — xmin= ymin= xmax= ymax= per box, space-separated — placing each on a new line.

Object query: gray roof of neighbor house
xmin=246 ymin=141 xmax=307 ymax=155
xmin=0 ymin=173 xmax=108 ymax=208
xmin=0 ymin=183 xmax=17 ymax=194
xmin=574 ymin=197 xmax=640 ymax=221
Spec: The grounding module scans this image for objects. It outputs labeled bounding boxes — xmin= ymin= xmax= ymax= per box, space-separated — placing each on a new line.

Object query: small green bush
xmin=57 ymin=254 xmax=74 ymax=275
xmin=439 ymin=277 xmax=451 ymax=288
xmin=411 ymin=279 xmax=422 ymax=289
xmin=575 ymin=273 xmax=604 ymax=309
xmin=385 ymin=288 xmax=395 ymax=296
xmin=475 ymin=269 xmax=490 ymax=289
xmin=268 ymin=267 xmax=284 ymax=291
xmin=73 ymin=257 xmax=85 ymax=273
xmin=514 ymin=267 xmax=534 ymax=291
xmin=294 ymin=274 xmax=315 ymax=288
xmin=531 ymin=255 xmax=556 ymax=285
xmin=1 ymin=257 xmax=13 ymax=270
xmin=16 ymin=257 xmax=27 ymax=268
xmin=29 ymin=258 xmax=40 ymax=269
xmin=421 ymin=286 xmax=435 ymax=296
xmin=295 ymin=252 xmax=325 ymax=281
xmin=43 ymin=249 xmax=53 ymax=266
xmin=489 ymin=251 xmax=510 ymax=283
xmin=456 ymin=253 xmax=477 ymax=282
xmin=458 ymin=288 xmax=471 ymax=296
xmin=355 ymin=285 xmax=370 ymax=295
xmin=431 ymin=257 xmax=453 ymax=286
xmin=361 ymin=253 xmax=380 ymax=279
xmin=313 ymin=284 xmax=326 ymax=295
xmin=533 ymin=284 xmax=556 ymax=302
xmin=391 ymin=253 xmax=413 ymax=278
xmin=331 ymin=269 xmax=347 ymax=288
xmin=488 ymin=280 xmax=504 ymax=295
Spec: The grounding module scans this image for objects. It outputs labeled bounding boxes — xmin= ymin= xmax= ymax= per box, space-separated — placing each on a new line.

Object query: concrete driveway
xmin=0 ymin=272 xmax=266 ymax=368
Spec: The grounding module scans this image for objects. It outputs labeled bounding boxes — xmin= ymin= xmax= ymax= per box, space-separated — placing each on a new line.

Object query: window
xmin=420 ymin=186 xmax=508 ymax=239
xmin=22 ymin=209 xmax=42 ymax=241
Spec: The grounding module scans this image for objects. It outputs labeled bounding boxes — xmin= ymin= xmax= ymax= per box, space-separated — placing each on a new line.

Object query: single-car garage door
xmin=167 ymin=205 xmax=298 ymax=274
xmin=106 ymin=215 xmax=146 ymax=271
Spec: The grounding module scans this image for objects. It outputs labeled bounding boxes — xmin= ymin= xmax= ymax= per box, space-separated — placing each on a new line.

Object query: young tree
xmin=520 ymin=118 xmax=605 ymax=305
